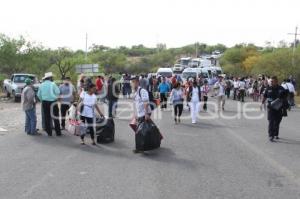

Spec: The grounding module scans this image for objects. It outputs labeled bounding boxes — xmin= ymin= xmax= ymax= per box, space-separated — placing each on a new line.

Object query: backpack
xmin=139 ymin=88 xmax=156 ymax=110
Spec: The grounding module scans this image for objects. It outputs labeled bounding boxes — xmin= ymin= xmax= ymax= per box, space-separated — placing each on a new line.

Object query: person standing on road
xmin=233 ymin=77 xmax=239 ymax=100
xmin=107 ymin=77 xmax=120 ymax=118
xmin=201 ymin=80 xmax=210 ymax=111
xmin=238 ymin=78 xmax=246 ymax=102
xmin=170 ymin=82 xmax=184 ymax=124
xmin=37 ymin=72 xmax=61 ymax=136
xmin=225 ymin=77 xmax=232 ymax=99
xmin=262 ymin=76 xmax=289 ymax=142
xmin=78 ymin=83 xmax=104 ymax=145
xmin=214 ymin=76 xmax=226 ymax=111
xmin=132 ymin=76 xmax=152 ymax=153
xmin=158 ymin=77 xmax=170 ymax=110
xmin=187 ymin=80 xmax=201 ymax=124
xmin=21 ymin=78 xmax=38 ymax=135
xmin=59 ymin=77 xmax=75 ymax=130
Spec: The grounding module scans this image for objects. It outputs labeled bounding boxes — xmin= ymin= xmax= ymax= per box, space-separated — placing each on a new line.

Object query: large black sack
xmin=136 ymin=120 xmax=162 ymax=151
xmin=96 ymin=117 xmax=115 ymax=143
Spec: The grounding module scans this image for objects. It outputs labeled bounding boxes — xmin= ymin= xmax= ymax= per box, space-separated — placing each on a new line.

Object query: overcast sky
xmin=0 ymin=0 xmax=299 ymax=50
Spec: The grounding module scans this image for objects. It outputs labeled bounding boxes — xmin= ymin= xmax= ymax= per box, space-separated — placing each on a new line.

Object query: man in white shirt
xmin=214 ymin=76 xmax=226 ymax=111
xmin=132 ymin=76 xmax=151 ymax=153
xmin=282 ymin=79 xmax=296 ymax=107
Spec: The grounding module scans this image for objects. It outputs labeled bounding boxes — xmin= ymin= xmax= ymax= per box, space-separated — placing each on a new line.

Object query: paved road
xmin=1 ymin=98 xmax=300 ymax=199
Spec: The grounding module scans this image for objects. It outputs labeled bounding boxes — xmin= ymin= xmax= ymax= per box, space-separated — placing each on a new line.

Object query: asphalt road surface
xmin=1 ymin=97 xmax=300 ymax=199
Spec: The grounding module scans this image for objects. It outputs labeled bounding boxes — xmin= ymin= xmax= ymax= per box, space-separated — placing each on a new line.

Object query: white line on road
xmin=0 ymin=127 xmax=8 ymax=132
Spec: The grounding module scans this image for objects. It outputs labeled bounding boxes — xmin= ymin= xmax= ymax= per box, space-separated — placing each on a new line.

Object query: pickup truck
xmin=3 ymin=73 xmax=40 ymax=102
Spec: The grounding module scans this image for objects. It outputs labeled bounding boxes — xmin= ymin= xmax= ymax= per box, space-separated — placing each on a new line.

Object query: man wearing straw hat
xmin=37 ymin=72 xmax=61 ymax=136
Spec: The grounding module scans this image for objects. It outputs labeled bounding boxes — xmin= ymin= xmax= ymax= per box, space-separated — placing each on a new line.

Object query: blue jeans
xmin=25 ymin=107 xmax=37 ymax=134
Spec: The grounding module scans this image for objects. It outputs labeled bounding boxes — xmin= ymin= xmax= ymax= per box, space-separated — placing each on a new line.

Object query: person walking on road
xmin=59 ymin=77 xmax=75 ymax=130
xmin=21 ymin=78 xmax=38 ymax=135
xmin=158 ymin=77 xmax=170 ymax=110
xmin=233 ymin=77 xmax=239 ymax=100
xmin=37 ymin=72 xmax=61 ymax=136
xmin=170 ymin=82 xmax=184 ymax=124
xmin=132 ymin=76 xmax=152 ymax=153
xmin=214 ymin=76 xmax=226 ymax=111
xmin=78 ymin=83 xmax=104 ymax=145
xmin=262 ymin=76 xmax=289 ymax=142
xmin=201 ymin=80 xmax=210 ymax=111
xmin=187 ymin=80 xmax=201 ymax=124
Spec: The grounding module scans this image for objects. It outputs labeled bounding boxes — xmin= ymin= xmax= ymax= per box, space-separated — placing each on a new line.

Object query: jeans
xmin=108 ymin=100 xmax=118 ymax=118
xmin=80 ymin=116 xmax=95 ymax=140
xmin=173 ymin=101 xmax=183 ymax=118
xmin=25 ymin=107 xmax=37 ymax=134
xmin=160 ymin=93 xmax=168 ymax=109
xmin=60 ymin=104 xmax=70 ymax=128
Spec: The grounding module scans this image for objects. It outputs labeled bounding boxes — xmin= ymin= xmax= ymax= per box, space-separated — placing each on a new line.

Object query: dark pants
xmin=80 ymin=116 xmax=94 ymax=140
xmin=203 ymin=96 xmax=208 ymax=110
xmin=160 ymin=93 xmax=168 ymax=109
xmin=233 ymin=88 xmax=238 ymax=100
xmin=239 ymin=89 xmax=245 ymax=102
xmin=42 ymin=101 xmax=61 ymax=136
xmin=225 ymin=88 xmax=231 ymax=99
xmin=268 ymin=109 xmax=282 ymax=138
xmin=108 ymin=100 xmax=118 ymax=118
xmin=174 ymin=103 xmax=183 ymax=118
xmin=60 ymin=104 xmax=70 ymax=128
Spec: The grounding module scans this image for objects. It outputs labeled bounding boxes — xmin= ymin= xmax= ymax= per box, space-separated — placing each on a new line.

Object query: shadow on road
xmin=141 ymin=147 xmax=198 ymax=169
xmin=276 ymin=138 xmax=300 ymax=146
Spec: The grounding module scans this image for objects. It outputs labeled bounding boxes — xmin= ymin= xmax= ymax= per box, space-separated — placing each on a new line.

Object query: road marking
xmin=0 ymin=127 xmax=8 ymax=132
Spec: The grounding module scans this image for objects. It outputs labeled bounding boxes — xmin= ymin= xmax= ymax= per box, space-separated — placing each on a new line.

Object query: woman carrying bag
xmin=78 ymin=83 xmax=104 ymax=145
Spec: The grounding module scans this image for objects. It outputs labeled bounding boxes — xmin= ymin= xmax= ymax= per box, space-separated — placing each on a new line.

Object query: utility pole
xmin=288 ymin=26 xmax=300 ymax=66
xmin=195 ymin=42 xmax=198 ymax=58
xmin=85 ymin=33 xmax=88 ymax=62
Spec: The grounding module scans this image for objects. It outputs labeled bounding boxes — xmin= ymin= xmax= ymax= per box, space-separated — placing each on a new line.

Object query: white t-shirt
xmin=190 ymin=87 xmax=200 ymax=102
xmin=214 ymin=81 xmax=225 ymax=96
xmin=80 ymin=91 xmax=97 ymax=118
xmin=282 ymin=82 xmax=296 ymax=93
xmin=233 ymin=81 xmax=239 ymax=89
xmin=239 ymin=81 xmax=246 ymax=90
xmin=134 ymin=87 xmax=151 ymax=118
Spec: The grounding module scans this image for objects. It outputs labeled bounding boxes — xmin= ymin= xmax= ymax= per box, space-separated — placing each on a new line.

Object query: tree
xmin=50 ymin=48 xmax=85 ymax=79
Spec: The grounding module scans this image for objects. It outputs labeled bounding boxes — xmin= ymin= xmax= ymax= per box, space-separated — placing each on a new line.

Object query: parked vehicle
xmin=156 ymin=68 xmax=173 ymax=78
xmin=3 ymin=73 xmax=40 ymax=102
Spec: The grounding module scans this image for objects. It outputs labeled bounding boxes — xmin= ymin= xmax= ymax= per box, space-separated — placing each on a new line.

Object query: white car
xmin=182 ymin=68 xmax=202 ymax=83
xmin=156 ymin=68 xmax=173 ymax=78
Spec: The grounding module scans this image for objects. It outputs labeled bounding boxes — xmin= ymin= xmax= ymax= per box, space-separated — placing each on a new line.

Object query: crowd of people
xmin=20 ymin=71 xmax=298 ymax=152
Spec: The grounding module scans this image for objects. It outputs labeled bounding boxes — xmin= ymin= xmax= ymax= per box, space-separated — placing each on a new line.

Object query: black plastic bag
xmin=96 ymin=117 xmax=115 ymax=143
xmin=136 ymin=120 xmax=162 ymax=151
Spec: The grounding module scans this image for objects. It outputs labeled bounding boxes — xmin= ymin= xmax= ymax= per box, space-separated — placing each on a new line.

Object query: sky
xmin=0 ymin=0 xmax=299 ymax=50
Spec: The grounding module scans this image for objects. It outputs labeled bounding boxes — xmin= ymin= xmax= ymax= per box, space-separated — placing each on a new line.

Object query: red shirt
xmin=96 ymin=78 xmax=103 ymax=91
